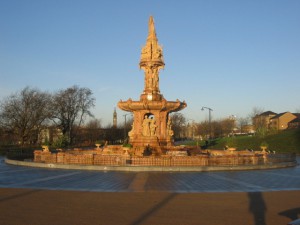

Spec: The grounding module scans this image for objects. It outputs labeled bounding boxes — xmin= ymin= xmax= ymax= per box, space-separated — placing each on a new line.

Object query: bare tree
xmin=249 ymin=107 xmax=264 ymax=120
xmin=196 ymin=117 xmax=236 ymax=139
xmin=102 ymin=124 xmax=123 ymax=144
xmin=207 ymin=119 xmax=234 ymax=138
xmin=86 ymin=118 xmax=102 ymax=130
xmin=195 ymin=121 xmax=210 ymax=139
xmin=51 ymin=86 xmax=95 ymax=145
xmin=82 ymin=118 xmax=103 ymax=145
xmin=170 ymin=113 xmax=186 ymax=140
xmin=237 ymin=117 xmax=250 ymax=133
xmin=221 ymin=118 xmax=236 ymax=136
xmin=249 ymin=107 xmax=268 ymax=137
xmin=0 ymin=87 xmax=51 ymax=145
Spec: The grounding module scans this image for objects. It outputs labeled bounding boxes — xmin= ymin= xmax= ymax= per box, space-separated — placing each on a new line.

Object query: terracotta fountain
xmin=30 ymin=17 xmax=296 ymax=170
xmin=118 ymin=16 xmax=187 ymax=155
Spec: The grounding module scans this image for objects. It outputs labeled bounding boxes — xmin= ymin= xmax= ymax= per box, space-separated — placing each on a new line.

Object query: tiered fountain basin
xmin=5 ymin=146 xmax=297 ymax=172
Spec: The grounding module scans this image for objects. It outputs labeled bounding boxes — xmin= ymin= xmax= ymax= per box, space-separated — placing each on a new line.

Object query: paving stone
xmin=0 ymin=156 xmax=299 ymax=193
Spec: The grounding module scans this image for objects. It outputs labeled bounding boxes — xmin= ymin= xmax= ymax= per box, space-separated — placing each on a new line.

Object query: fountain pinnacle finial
xmin=140 ymin=16 xmax=165 ymax=101
xmin=148 ymin=16 xmax=157 ymax=41
xmin=140 ymin=16 xmax=163 ymax=64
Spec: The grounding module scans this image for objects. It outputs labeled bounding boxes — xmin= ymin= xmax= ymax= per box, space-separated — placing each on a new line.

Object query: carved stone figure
xmin=142 ymin=115 xmax=150 ymax=136
xmin=167 ymin=117 xmax=174 ymax=136
xmin=128 ymin=124 xmax=134 ymax=138
xmin=141 ymin=46 xmax=150 ymax=60
xmin=152 ymin=68 xmax=159 ymax=89
xmin=146 ymin=68 xmax=153 ymax=88
xmin=150 ymin=118 xmax=157 ymax=136
xmin=42 ymin=145 xmax=49 ymax=152
xmin=154 ymin=46 xmax=163 ymax=60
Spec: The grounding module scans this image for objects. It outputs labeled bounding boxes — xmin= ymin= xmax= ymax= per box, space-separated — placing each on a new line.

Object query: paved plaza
xmin=0 ymin=157 xmax=300 ymax=225
xmin=0 ymin=157 xmax=300 ymax=192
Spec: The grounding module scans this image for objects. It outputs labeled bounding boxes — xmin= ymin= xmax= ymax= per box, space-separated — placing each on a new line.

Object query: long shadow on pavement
xmin=0 ymin=189 xmax=42 ymax=203
xmin=248 ymin=192 xmax=267 ymax=225
xmin=279 ymin=207 xmax=300 ymax=223
xmin=128 ymin=193 xmax=177 ymax=225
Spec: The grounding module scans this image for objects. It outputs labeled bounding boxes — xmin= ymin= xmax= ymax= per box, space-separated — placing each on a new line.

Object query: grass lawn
xmin=182 ymin=128 xmax=300 ymax=154
xmin=213 ymin=129 xmax=300 ymax=153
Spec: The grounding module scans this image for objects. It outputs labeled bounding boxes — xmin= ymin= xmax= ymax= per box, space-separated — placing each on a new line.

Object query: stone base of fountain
xmin=32 ymin=146 xmax=297 ymax=171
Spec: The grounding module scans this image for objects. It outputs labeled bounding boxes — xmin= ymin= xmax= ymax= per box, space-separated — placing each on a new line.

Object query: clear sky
xmin=1 ymin=0 xmax=299 ymax=126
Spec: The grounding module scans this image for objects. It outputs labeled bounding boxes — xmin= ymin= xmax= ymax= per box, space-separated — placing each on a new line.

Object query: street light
xmin=201 ymin=106 xmax=213 ymax=139
xmin=123 ymin=113 xmax=132 ymax=143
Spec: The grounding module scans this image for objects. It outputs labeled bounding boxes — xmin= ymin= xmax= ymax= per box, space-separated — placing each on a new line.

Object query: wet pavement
xmin=0 ymin=157 xmax=299 ymax=193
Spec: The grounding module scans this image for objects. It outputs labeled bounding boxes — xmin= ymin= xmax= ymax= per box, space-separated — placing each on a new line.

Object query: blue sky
xmin=1 ymin=0 xmax=299 ymax=126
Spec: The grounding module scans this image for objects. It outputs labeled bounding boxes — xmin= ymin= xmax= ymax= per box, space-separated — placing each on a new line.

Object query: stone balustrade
xmin=33 ymin=150 xmax=296 ymax=167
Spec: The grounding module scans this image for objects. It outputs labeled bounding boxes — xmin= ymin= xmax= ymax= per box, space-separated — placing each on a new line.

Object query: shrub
xmin=52 ymin=135 xmax=69 ymax=149
xmin=122 ymin=143 xmax=133 ymax=148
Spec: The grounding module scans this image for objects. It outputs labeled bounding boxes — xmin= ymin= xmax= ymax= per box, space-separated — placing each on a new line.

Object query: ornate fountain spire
xmin=147 ymin=16 xmax=158 ymax=43
xmin=140 ymin=16 xmax=165 ymax=101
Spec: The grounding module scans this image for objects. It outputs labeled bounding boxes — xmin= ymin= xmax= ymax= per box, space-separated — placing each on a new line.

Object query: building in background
xmin=252 ymin=111 xmax=277 ymax=130
xmin=113 ymin=108 xmax=117 ymax=128
xmin=288 ymin=113 xmax=300 ymax=129
xmin=269 ymin=112 xmax=297 ymax=130
xmin=253 ymin=111 xmax=299 ymax=131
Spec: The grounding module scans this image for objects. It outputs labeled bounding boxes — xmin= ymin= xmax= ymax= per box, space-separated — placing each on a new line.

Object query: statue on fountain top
xmin=140 ymin=16 xmax=165 ymax=97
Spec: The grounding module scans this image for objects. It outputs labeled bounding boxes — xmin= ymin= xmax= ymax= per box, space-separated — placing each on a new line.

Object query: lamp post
xmin=201 ymin=106 xmax=213 ymax=139
xmin=123 ymin=113 xmax=132 ymax=143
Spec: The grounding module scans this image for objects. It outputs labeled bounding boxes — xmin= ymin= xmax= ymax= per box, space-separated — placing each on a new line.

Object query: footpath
xmin=0 ymin=188 xmax=299 ymax=225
